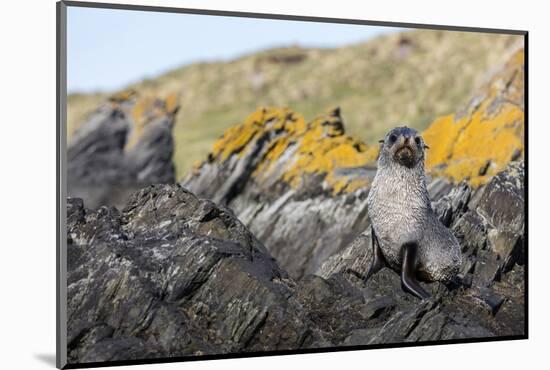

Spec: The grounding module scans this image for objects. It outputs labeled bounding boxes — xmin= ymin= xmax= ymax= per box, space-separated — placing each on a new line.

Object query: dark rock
xmin=365 ymin=300 xmax=439 ymax=344
xmin=478 ymin=161 xmax=524 ymax=233
xmin=68 ymin=104 xmax=129 ymax=163
xmin=296 ymin=274 xmax=371 ymax=345
xmin=343 ymin=328 xmax=380 ymax=346
xmin=432 ymin=182 xmax=471 ymax=227
xmin=184 ymin=108 xmax=374 ymax=279
xmin=462 ymin=273 xmax=473 ymax=288
xmin=427 ymin=177 xmax=453 ymax=202
xmin=67 ymin=197 xmax=85 ymax=229
xmin=452 ymin=210 xmax=488 ymax=253
xmin=317 ymin=232 xmax=372 ymax=279
xmin=491 ymin=265 xmax=526 ymax=335
xmin=316 ymin=162 xmax=524 ymax=343
xmin=64 ymin=48 xmax=525 ymax=364
xmin=471 ymin=250 xmax=502 ymax=287
xmin=125 ymin=114 xmax=176 ymax=185
xmin=67 ymin=156 xmax=525 ymax=364
xmin=67 ymin=103 xmax=137 ymax=209
xmin=361 ymin=296 xmax=397 ymax=320
xmin=68 ymin=95 xmax=179 ymax=209
xmin=471 ymin=288 xmax=505 ymax=316
xmin=243 ymin=192 xmax=371 ymax=278
xmin=67 ymin=185 xmax=320 ymax=364
xmin=477 ymin=162 xmax=524 ymax=272
xmin=487 ymin=229 xmax=524 ymax=272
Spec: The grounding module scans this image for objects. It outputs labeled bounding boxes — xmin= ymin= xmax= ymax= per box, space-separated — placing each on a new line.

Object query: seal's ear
xmin=378 ymin=139 xmax=385 ymax=144
xmin=424 ymin=144 xmax=430 ymax=149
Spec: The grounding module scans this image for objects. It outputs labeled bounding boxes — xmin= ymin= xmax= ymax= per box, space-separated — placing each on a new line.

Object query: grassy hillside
xmin=67 ymin=29 xmax=522 ymax=180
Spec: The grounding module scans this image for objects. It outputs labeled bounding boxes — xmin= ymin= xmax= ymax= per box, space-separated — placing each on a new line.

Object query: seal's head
xmin=378 ymin=126 xmax=428 ymax=169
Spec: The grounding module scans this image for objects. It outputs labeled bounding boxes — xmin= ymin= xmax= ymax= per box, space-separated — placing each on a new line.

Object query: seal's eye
xmin=414 ymin=137 xmax=421 ymax=145
xmin=389 ymin=134 xmax=397 ymax=143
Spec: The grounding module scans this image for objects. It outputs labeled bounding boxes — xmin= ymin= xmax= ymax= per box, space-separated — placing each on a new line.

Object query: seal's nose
xmin=403 ymin=136 xmax=410 ymax=144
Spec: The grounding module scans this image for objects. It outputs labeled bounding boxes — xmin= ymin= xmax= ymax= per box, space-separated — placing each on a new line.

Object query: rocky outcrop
xmin=184 ymin=47 xmax=524 ymax=279
xmin=183 ymin=107 xmax=379 ymax=278
xmin=423 ymin=48 xmax=525 ymax=186
xmin=67 ymin=92 xmax=179 ymax=209
xmin=66 ymin=159 xmax=524 ymax=363
xmin=66 ymin=46 xmax=525 ymax=364
xmin=67 ymin=31 xmax=522 ymax=179
xmin=67 ymin=185 xmax=322 ymax=363
xmin=318 ymin=161 xmax=525 ymax=341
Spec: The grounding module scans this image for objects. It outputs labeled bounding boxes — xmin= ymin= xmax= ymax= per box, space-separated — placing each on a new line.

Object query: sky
xmin=67 ymin=7 xmax=403 ymax=94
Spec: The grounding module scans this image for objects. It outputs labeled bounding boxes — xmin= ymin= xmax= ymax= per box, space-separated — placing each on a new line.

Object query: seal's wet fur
xmin=366 ymin=127 xmax=462 ymax=298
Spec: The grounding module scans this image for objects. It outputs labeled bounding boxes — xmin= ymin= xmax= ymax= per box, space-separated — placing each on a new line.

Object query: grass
xmin=67 ymin=29 xmax=522 ymax=180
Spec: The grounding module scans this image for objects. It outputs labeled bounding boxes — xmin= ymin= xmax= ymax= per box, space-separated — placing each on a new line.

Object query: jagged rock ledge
xmin=184 ymin=48 xmax=524 ymax=279
xmin=67 ymin=184 xmax=317 ymax=362
xmin=67 ymin=160 xmax=524 ymax=363
xmin=67 ymin=91 xmax=180 ymax=209
xmin=183 ymin=107 xmax=377 ymax=278
xmin=65 ymin=47 xmax=525 ymax=364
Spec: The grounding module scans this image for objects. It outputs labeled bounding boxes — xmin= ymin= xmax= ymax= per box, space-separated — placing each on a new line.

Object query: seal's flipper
xmin=364 ymin=227 xmax=387 ymax=282
xmin=344 ymin=228 xmax=387 ymax=282
xmin=401 ymin=242 xmax=431 ymax=299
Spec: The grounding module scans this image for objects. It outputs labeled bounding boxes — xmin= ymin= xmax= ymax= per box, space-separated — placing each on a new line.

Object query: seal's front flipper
xmin=364 ymin=227 xmax=387 ymax=282
xmin=401 ymin=242 xmax=431 ymax=299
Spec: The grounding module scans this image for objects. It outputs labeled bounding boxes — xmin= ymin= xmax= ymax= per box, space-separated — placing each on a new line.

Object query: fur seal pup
xmin=365 ymin=126 xmax=462 ymax=299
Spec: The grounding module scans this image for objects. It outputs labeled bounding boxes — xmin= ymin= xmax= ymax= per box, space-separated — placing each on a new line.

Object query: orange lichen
xmin=208 ymin=107 xmax=376 ymax=194
xmin=200 ymin=48 xmax=524 ymax=193
xmin=124 ymin=92 xmax=181 ymax=151
xmin=423 ymin=48 xmax=524 ymax=187
xmin=108 ymin=89 xmax=137 ymax=104
xmin=164 ymin=92 xmax=181 ymax=115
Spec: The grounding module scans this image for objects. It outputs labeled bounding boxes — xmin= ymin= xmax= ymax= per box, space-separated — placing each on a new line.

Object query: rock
xmin=470 ymin=249 xmax=501 ymax=287
xmin=471 ymin=288 xmax=505 ymax=316
xmin=423 ymin=48 xmax=524 ymax=187
xmin=67 ymin=92 xmax=179 ymax=209
xmin=67 ymin=185 xmax=321 ymax=363
xmin=478 ymin=161 xmax=525 ymax=272
xmin=296 ymin=274 xmax=373 ymax=346
xmin=65 ymin=47 xmax=525 ymax=364
xmin=182 ymin=50 xmax=524 ymax=280
xmin=491 ymin=265 xmax=526 ymax=335
xmin=317 ymin=232 xmax=372 ymax=280
xmin=67 ymin=102 xmax=136 ymax=209
xmin=452 ymin=210 xmax=488 ymax=254
xmin=432 ymin=181 xmax=471 ymax=227
xmin=427 ymin=177 xmax=453 ymax=202
xmin=343 ymin=328 xmax=380 ymax=346
xmin=316 ymin=160 xmax=524 ymax=342
xmin=361 ymin=296 xmax=397 ymax=320
xmin=125 ymin=110 xmax=177 ymax=185
xmin=365 ymin=299 xmax=439 ymax=344
xmin=184 ymin=107 xmax=377 ymax=278
xmin=67 ymin=157 xmax=525 ymax=363
xmin=478 ymin=161 xmax=524 ymax=233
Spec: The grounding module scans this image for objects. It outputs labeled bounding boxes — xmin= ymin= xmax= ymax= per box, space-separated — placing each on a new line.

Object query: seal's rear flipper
xmin=401 ymin=242 xmax=431 ymax=299
xmin=344 ymin=228 xmax=388 ymax=282
xmin=364 ymin=227 xmax=388 ymax=282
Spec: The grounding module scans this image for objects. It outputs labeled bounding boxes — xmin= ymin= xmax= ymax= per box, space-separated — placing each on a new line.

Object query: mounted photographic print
xmin=56 ymin=1 xmax=528 ymax=368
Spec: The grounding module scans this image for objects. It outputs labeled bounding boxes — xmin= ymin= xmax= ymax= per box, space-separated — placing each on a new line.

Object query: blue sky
xmin=67 ymin=7 xmax=403 ymax=93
